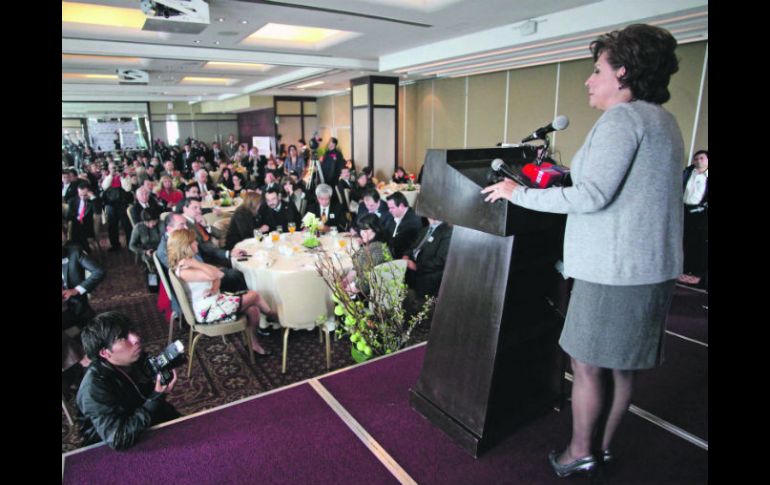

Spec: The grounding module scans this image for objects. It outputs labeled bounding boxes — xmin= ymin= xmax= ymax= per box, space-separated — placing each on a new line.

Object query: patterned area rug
xmin=62 ymin=234 xmax=430 ymax=453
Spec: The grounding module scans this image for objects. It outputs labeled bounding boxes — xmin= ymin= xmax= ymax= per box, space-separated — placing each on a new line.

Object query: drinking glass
xmin=288 ymin=222 xmax=296 ymax=234
xmin=271 ymin=231 xmax=280 ymax=243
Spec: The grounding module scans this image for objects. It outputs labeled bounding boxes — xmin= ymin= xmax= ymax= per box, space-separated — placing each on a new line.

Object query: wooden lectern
xmin=409 ymin=147 xmax=567 ymax=458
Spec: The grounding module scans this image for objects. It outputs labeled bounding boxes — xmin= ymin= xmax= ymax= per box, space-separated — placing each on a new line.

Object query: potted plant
xmin=301 ymin=212 xmax=321 ymax=249
xmin=315 ymin=245 xmax=434 ymax=362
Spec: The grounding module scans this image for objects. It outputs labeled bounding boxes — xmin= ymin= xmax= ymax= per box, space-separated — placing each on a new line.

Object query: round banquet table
xmin=377 ymin=183 xmax=420 ymax=207
xmin=231 ymin=233 xmax=355 ymax=329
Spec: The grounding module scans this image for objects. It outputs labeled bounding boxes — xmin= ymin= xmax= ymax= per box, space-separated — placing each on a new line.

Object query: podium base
xmin=409 ymin=388 xmax=486 ymax=458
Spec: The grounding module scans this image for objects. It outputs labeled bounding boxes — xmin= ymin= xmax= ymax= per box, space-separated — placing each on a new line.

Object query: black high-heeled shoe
xmin=548 ymin=450 xmax=597 ymax=478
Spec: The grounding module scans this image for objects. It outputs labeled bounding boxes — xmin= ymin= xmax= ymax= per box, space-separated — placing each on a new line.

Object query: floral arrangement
xmin=315 ymin=247 xmax=435 ymax=362
xmin=217 ymin=184 xmax=233 ymax=206
xmin=406 ymin=173 xmax=416 ymax=191
xmin=301 ymin=212 xmax=321 ymax=248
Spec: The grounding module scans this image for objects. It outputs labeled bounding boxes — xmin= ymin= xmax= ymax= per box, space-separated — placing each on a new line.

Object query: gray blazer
xmin=509 ymin=100 xmax=684 ymax=285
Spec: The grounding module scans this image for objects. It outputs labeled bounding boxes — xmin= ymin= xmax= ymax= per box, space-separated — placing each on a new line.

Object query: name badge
xmin=428 ymin=237 xmax=434 ymax=243
xmin=330 ymin=213 xmax=335 ymax=219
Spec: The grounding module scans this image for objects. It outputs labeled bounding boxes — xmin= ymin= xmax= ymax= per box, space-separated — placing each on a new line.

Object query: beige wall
xmin=315 ymin=93 xmax=352 ymax=161
xmin=389 ymin=40 xmax=709 ymax=173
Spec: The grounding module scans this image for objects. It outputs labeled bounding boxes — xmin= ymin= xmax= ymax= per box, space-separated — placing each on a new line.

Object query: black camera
xmin=145 ymin=340 xmax=185 ymax=385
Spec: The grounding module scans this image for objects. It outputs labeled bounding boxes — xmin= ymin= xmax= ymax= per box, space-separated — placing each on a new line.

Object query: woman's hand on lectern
xmin=481 ymin=178 xmax=520 ymax=203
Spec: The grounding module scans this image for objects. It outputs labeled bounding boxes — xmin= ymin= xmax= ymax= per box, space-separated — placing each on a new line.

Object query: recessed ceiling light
xmin=240 ymin=20 xmax=248 ymax=24
xmin=193 ymin=40 xmax=201 ymax=44
xmin=204 ymin=61 xmax=272 ymax=72
xmin=217 ymin=17 xmax=225 ymax=22
xmin=296 ymin=80 xmax=324 ymax=89
xmin=244 ymin=23 xmax=357 ymax=48
xmin=62 ymin=2 xmax=146 ymax=29
xmin=213 ymin=41 xmax=220 ymax=45
xmin=181 ymin=76 xmax=236 ymax=85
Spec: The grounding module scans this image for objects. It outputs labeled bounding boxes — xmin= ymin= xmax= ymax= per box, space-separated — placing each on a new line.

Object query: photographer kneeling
xmin=76 ymin=311 xmax=182 ymax=450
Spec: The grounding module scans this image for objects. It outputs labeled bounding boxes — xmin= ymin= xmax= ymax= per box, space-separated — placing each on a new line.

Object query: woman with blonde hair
xmin=167 ymin=228 xmax=273 ymax=355
xmin=156 ymin=175 xmax=183 ymax=209
xmin=224 ymin=191 xmax=263 ymax=250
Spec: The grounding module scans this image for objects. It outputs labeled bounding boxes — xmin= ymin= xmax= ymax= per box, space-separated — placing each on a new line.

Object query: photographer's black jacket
xmin=76 ymin=357 xmax=180 ymax=450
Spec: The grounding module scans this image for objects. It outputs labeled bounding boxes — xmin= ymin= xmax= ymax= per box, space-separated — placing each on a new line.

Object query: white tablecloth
xmin=377 ymin=183 xmax=420 ymax=207
xmin=232 ymin=233 xmax=355 ymax=329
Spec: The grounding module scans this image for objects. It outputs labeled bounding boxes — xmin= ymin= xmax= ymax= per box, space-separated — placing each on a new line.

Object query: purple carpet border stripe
xmin=320 ymin=346 xmax=708 ymax=484
xmin=63 ymin=383 xmax=400 ymax=485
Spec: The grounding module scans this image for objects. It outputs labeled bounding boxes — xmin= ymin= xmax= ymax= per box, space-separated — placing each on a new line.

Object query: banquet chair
xmin=168 ymin=271 xmax=255 ymax=377
xmin=370 ymin=260 xmax=408 ymax=311
xmin=125 ymin=205 xmax=140 ymax=263
xmin=202 ymin=211 xmax=221 ymax=227
xmin=271 ymin=270 xmax=336 ymax=373
xmin=153 ymin=252 xmax=182 ymax=344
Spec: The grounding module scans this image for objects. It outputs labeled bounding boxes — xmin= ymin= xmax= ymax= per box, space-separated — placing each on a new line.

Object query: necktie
xmin=412 ymin=226 xmax=436 ymax=260
xmin=195 ymin=223 xmax=210 ymax=242
xmin=321 ymin=207 xmax=328 ymax=223
xmin=78 ymin=200 xmax=86 ymax=223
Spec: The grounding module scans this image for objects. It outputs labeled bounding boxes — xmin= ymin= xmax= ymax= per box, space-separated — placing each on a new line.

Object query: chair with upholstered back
xmin=212 ymin=217 xmax=232 ymax=248
xmin=126 ymin=204 xmax=136 ymax=228
xmin=168 ymin=270 xmax=255 ymax=377
xmin=153 ymin=252 xmax=182 ymax=344
xmin=369 ymin=259 xmax=408 ymax=311
xmin=271 ymin=270 xmax=336 ymax=373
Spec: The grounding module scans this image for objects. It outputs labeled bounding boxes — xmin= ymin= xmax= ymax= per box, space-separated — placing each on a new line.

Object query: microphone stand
xmin=535 ymin=136 xmax=550 ymax=167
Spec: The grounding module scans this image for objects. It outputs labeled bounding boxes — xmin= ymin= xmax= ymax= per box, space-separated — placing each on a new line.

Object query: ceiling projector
xmin=140 ymin=0 xmax=210 ymax=34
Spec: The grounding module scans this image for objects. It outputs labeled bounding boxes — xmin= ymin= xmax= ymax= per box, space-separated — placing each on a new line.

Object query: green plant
xmin=314 ymin=245 xmax=434 ymax=359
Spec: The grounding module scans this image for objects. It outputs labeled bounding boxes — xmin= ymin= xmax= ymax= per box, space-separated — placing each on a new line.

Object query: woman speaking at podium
xmin=482 ymin=24 xmax=684 ymax=478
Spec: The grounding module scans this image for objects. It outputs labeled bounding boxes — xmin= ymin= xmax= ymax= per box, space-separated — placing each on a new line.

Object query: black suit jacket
xmin=129 ymin=199 xmax=162 ymax=224
xmin=62 ymin=183 xmax=78 ymax=203
xmin=257 ymin=202 xmax=301 ymax=233
xmin=62 ymin=243 xmax=106 ymax=321
xmin=321 ymin=149 xmax=345 ymax=187
xmin=67 ymin=197 xmax=99 ymax=239
xmin=355 ymin=200 xmax=394 ymax=230
xmin=386 ymin=208 xmax=423 ymax=259
xmin=306 ymin=200 xmax=348 ymax=231
xmin=406 ymin=223 xmax=453 ymax=298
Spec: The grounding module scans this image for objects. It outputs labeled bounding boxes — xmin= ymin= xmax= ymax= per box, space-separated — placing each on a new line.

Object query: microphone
xmin=490 ymin=159 xmax=529 ymax=186
xmin=521 ymin=115 xmax=569 ymax=143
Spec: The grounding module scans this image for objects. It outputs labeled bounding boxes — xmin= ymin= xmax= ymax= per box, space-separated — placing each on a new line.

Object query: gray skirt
xmin=560 ymin=279 xmax=676 ymax=370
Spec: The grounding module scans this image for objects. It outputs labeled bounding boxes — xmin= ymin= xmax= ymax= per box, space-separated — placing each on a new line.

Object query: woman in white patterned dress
xmin=167 ymin=228 xmax=274 ymax=356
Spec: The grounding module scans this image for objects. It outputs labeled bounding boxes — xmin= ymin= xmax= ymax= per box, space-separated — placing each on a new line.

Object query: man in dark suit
xmin=173 ymin=184 xmax=213 ymax=215
xmin=179 ymin=199 xmax=248 ymax=292
xmin=67 ymin=180 xmax=101 ymax=250
xmin=336 ymin=167 xmax=354 ymax=208
xmin=129 ymin=186 xmax=162 ymax=225
xmin=62 ymin=228 xmax=106 ymax=330
xmin=354 ymin=188 xmax=394 ymax=231
xmin=62 ymin=168 xmax=79 ymax=203
xmin=194 ymin=169 xmax=219 ymax=200
xmin=403 ymin=218 xmax=452 ymax=299
xmin=257 ymin=188 xmax=301 ymax=233
xmin=177 ymin=144 xmax=194 ymax=172
xmin=385 ymin=191 xmax=423 ymax=259
xmin=306 ymin=184 xmax=348 ymax=232
xmin=224 ymin=134 xmax=239 ymax=159
xmin=260 ymin=171 xmax=281 ymax=194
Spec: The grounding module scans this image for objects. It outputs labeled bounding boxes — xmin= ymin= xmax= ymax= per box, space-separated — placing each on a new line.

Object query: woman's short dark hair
xmin=590 ymin=24 xmax=679 ymax=104
xmin=355 ymin=213 xmax=388 ymax=243
xmin=81 ymin=311 xmax=134 ymax=361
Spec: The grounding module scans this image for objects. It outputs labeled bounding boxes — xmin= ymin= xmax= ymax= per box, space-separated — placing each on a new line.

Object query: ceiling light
xmin=217 ymin=17 xmax=225 ymax=22
xmin=295 ymin=81 xmax=324 ymax=89
xmin=62 ymin=1 xmax=146 ymax=29
xmin=204 ymin=61 xmax=272 ymax=71
xmin=181 ymin=76 xmax=236 ymax=85
xmin=193 ymin=40 xmax=201 ymax=44
xmin=213 ymin=41 xmax=220 ymax=45
xmin=244 ymin=23 xmax=358 ymax=49
xmin=240 ymin=20 xmax=248 ymax=24
xmin=62 ymin=73 xmax=120 ymax=80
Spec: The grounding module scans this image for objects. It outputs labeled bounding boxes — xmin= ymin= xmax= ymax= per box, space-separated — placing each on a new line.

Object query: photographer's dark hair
xmin=693 ymin=149 xmax=709 ymax=159
xmin=355 ymin=213 xmax=388 ymax=243
xmin=590 ymin=24 xmax=679 ymax=104
xmin=81 ymin=311 xmax=134 ymax=361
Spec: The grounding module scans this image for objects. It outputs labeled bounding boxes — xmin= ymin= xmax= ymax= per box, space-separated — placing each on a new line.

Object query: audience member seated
xmin=129 ymin=209 xmax=162 ymax=274
xmin=174 ymin=184 xmax=212 ymax=215
xmin=257 ymin=188 xmax=302 ymax=233
xmin=349 ymin=171 xmax=375 ymax=204
xmin=284 ymin=144 xmax=305 ymax=175
xmin=306 ymin=184 xmax=347 ymax=233
xmin=167 ymin=229 xmax=274 ymax=355
xmin=195 ymin=169 xmax=219 ymax=200
xmin=219 ymin=167 xmax=234 ymax=190
xmin=62 ymin=227 xmax=106 ymax=331
xmin=179 ymin=199 xmax=248 ymax=292
xmin=679 ymin=149 xmax=708 ymax=288
xmin=225 ymin=192 xmax=263 ymax=250
xmin=391 ymin=166 xmax=409 ymax=184
xmin=343 ymin=214 xmax=391 ymax=295
xmin=336 ymin=167 xmax=354 ymax=204
xmin=76 ymin=311 xmax=181 ymax=450
xmin=385 ymin=191 xmax=423 ymax=259
xmin=354 ymin=188 xmax=394 ymax=231
xmin=231 ymin=171 xmax=247 ymax=197
xmin=403 ymin=218 xmax=453 ymax=302
xmin=261 ymin=171 xmax=280 ymax=194
xmin=130 ymin=186 xmax=163 ymax=224
xmin=67 ymin=180 xmax=100 ymax=250
xmin=156 ymin=175 xmax=183 ymax=210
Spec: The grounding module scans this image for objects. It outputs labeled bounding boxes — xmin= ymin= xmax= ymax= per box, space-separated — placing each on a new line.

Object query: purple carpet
xmin=63 ymin=383 xmax=399 ymax=485
xmin=321 ymin=345 xmax=707 ymax=484
xmin=632 ymin=335 xmax=708 ymax=441
xmin=666 ymin=286 xmax=708 ymax=344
